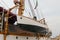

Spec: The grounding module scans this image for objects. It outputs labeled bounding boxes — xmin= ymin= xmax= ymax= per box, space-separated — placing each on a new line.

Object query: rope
xmin=33 ymin=0 xmax=38 ymax=9
xmin=12 ymin=7 xmax=18 ymax=15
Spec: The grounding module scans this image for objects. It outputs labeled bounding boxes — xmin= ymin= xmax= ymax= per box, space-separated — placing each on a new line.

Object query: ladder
xmin=0 ymin=11 xmax=4 ymax=32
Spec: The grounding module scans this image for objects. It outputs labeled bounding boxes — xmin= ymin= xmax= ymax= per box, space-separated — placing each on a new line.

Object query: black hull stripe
xmin=18 ymin=23 xmax=48 ymax=34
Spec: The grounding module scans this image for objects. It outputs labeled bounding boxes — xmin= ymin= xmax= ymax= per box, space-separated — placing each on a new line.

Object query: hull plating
xmin=0 ymin=34 xmax=51 ymax=40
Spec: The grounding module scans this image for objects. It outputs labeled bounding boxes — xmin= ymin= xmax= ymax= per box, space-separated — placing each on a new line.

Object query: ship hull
xmin=0 ymin=34 xmax=51 ymax=40
xmin=18 ymin=23 xmax=48 ymax=35
xmin=17 ymin=16 xmax=51 ymax=35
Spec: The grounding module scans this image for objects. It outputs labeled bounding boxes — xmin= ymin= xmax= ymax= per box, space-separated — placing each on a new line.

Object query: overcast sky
xmin=0 ymin=0 xmax=60 ymax=38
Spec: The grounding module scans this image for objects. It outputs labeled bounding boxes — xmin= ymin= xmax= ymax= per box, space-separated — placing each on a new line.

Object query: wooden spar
xmin=18 ymin=0 xmax=24 ymax=16
xmin=9 ymin=5 xmax=19 ymax=11
xmin=4 ymin=10 xmax=9 ymax=40
xmin=4 ymin=35 xmax=7 ymax=40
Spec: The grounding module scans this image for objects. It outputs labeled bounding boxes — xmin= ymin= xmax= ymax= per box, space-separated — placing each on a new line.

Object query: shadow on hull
xmin=8 ymin=24 xmax=51 ymax=36
xmin=18 ymin=24 xmax=48 ymax=34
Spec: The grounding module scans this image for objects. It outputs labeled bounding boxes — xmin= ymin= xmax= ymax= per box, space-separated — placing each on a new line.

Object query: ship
xmin=0 ymin=0 xmax=52 ymax=40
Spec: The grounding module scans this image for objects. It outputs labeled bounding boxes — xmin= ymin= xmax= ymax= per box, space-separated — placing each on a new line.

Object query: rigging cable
xmin=34 ymin=0 xmax=38 ymax=9
xmin=24 ymin=0 xmax=32 ymax=17
xmin=12 ymin=7 xmax=18 ymax=15
xmin=33 ymin=0 xmax=44 ymax=19
xmin=25 ymin=8 xmax=32 ymax=17
xmin=25 ymin=0 xmax=32 ymax=17
xmin=28 ymin=0 xmax=37 ymax=20
xmin=33 ymin=0 xmax=48 ymax=25
xmin=33 ymin=0 xmax=40 ymax=19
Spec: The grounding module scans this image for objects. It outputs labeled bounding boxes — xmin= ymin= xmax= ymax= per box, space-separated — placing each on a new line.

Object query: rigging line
xmin=33 ymin=0 xmax=38 ymax=9
xmin=32 ymin=0 xmax=35 ymax=8
xmin=12 ymin=8 xmax=17 ymax=15
xmin=33 ymin=0 xmax=44 ymax=18
xmin=25 ymin=9 xmax=28 ymax=14
xmin=37 ymin=7 xmax=44 ymax=19
xmin=35 ymin=8 xmax=41 ymax=19
xmin=28 ymin=0 xmax=36 ymax=17
xmin=39 ymin=6 xmax=44 ymax=18
xmin=24 ymin=8 xmax=28 ymax=13
xmin=24 ymin=9 xmax=30 ymax=16
xmin=25 ymin=9 xmax=32 ymax=18
xmin=24 ymin=0 xmax=32 ymax=17
xmin=1 ymin=0 xmax=9 ymax=8
xmin=33 ymin=0 xmax=40 ymax=19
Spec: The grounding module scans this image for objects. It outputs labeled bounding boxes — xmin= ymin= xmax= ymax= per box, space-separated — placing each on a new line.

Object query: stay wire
xmin=33 ymin=0 xmax=40 ymax=19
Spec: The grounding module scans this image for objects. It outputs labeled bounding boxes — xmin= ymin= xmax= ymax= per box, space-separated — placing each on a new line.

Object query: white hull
xmin=0 ymin=34 xmax=51 ymax=40
xmin=17 ymin=16 xmax=48 ymax=29
xmin=17 ymin=16 xmax=52 ymax=36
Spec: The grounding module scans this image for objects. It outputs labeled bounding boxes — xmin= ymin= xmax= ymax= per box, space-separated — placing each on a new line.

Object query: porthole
xmin=26 ymin=37 xmax=28 ymax=39
xmin=20 ymin=17 xmax=22 ymax=19
xmin=16 ymin=36 xmax=18 ymax=39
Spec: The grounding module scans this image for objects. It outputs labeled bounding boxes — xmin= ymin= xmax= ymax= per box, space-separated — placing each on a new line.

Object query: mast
xmin=4 ymin=10 xmax=10 ymax=40
xmin=18 ymin=0 xmax=25 ymax=16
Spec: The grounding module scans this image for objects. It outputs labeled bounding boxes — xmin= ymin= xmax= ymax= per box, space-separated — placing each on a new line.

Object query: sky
xmin=0 ymin=0 xmax=60 ymax=38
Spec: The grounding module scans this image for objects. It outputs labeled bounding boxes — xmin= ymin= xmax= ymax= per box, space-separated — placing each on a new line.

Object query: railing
xmin=0 ymin=11 xmax=4 ymax=32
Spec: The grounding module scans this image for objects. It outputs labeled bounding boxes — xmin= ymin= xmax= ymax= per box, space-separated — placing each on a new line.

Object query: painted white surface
xmin=17 ymin=16 xmax=48 ymax=29
xmin=0 ymin=35 xmax=52 ymax=40
xmin=6 ymin=35 xmax=37 ymax=40
xmin=28 ymin=37 xmax=37 ymax=40
xmin=0 ymin=34 xmax=3 ymax=40
xmin=6 ymin=35 xmax=17 ymax=40
xmin=6 ymin=35 xmax=51 ymax=40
